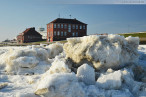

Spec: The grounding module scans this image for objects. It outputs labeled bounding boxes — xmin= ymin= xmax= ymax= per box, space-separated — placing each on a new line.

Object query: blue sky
xmin=0 ymin=0 xmax=146 ymax=42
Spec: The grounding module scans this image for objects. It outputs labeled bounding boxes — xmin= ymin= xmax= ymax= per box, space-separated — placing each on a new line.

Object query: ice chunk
xmin=0 ymin=47 xmax=50 ymax=74
xmin=121 ymin=69 xmax=146 ymax=97
xmin=14 ymin=56 xmax=39 ymax=68
xmin=84 ymin=85 xmax=105 ymax=97
xmin=97 ymin=70 xmax=122 ymax=89
xmin=48 ymin=59 xmax=71 ymax=74
xmin=105 ymin=89 xmax=133 ymax=97
xmin=0 ymin=82 xmax=8 ymax=89
xmin=64 ymin=35 xmax=139 ymax=70
xmin=16 ymin=93 xmax=39 ymax=97
xmin=77 ymin=63 xmax=95 ymax=85
xmin=35 ymin=73 xmax=85 ymax=97
xmin=46 ymin=43 xmax=63 ymax=59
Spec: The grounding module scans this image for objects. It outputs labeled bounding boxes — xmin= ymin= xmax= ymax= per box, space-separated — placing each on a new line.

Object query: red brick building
xmin=47 ymin=18 xmax=87 ymax=42
xmin=17 ymin=27 xmax=42 ymax=44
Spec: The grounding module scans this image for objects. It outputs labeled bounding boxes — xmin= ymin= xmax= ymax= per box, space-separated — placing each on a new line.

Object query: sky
xmin=0 ymin=0 xmax=146 ymax=42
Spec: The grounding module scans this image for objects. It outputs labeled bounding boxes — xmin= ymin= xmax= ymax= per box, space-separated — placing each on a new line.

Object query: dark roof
xmin=48 ymin=18 xmax=87 ymax=25
xmin=20 ymin=27 xmax=42 ymax=36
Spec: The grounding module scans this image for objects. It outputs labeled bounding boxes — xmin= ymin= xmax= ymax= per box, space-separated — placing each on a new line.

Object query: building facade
xmin=47 ymin=18 xmax=87 ymax=42
xmin=17 ymin=27 xmax=42 ymax=44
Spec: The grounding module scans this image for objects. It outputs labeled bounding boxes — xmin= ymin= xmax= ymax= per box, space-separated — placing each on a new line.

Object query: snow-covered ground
xmin=0 ymin=35 xmax=146 ymax=97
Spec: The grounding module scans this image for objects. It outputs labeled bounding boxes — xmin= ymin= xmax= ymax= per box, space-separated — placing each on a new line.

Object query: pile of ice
xmin=35 ymin=63 xmax=146 ymax=97
xmin=34 ymin=35 xmax=146 ymax=97
xmin=0 ymin=43 xmax=63 ymax=74
xmin=0 ymin=35 xmax=146 ymax=97
xmin=64 ymin=35 xmax=139 ymax=71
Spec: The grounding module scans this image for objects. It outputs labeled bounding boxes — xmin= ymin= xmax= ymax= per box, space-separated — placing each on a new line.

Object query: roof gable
xmin=21 ymin=27 xmax=42 ymax=36
xmin=48 ymin=18 xmax=87 ymax=25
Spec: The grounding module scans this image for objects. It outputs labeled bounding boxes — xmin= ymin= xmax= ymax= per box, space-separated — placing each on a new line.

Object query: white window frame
xmin=54 ymin=24 xmax=56 ymax=28
xmin=72 ymin=32 xmax=75 ymax=36
xmin=68 ymin=24 xmax=71 ymax=32
xmin=72 ymin=25 xmax=75 ymax=29
xmin=83 ymin=25 xmax=85 ymax=29
xmin=57 ymin=31 xmax=60 ymax=36
xmin=61 ymin=24 xmax=63 ymax=28
xmin=76 ymin=32 xmax=78 ymax=36
xmin=64 ymin=31 xmax=67 ymax=36
xmin=80 ymin=25 xmax=82 ymax=29
xmin=58 ymin=24 xmax=60 ymax=28
xmin=54 ymin=31 xmax=56 ymax=36
xmin=61 ymin=31 xmax=63 ymax=36
xmin=64 ymin=24 xmax=67 ymax=29
xmin=76 ymin=25 xmax=78 ymax=29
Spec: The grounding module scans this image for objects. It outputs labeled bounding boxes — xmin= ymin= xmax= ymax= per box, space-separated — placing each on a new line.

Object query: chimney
xmin=31 ymin=27 xmax=35 ymax=30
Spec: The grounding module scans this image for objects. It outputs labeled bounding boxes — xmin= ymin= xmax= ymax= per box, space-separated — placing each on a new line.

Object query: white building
xmin=38 ymin=27 xmax=47 ymax=39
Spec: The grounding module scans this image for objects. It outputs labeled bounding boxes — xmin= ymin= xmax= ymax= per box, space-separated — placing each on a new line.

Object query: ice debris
xmin=64 ymin=35 xmax=139 ymax=71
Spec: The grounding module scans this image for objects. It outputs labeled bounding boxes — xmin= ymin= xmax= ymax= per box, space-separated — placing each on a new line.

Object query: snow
xmin=0 ymin=35 xmax=146 ymax=97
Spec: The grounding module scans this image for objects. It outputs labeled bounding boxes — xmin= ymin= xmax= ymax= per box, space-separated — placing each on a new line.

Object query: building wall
xmin=47 ymin=23 xmax=87 ymax=42
xmin=17 ymin=28 xmax=43 ymax=44
xmin=47 ymin=23 xmax=54 ymax=42
xmin=17 ymin=35 xmax=24 ymax=44
xmin=23 ymin=35 xmax=42 ymax=43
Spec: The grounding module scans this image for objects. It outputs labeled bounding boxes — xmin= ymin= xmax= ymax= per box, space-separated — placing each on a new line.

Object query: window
xmin=76 ymin=25 xmax=78 ymax=29
xmin=48 ymin=25 xmax=50 ymax=29
xmin=61 ymin=24 xmax=63 ymax=28
xmin=83 ymin=25 xmax=85 ymax=29
xmin=54 ymin=24 xmax=56 ymax=28
xmin=58 ymin=24 xmax=60 ymax=28
xmin=54 ymin=31 xmax=56 ymax=36
xmin=72 ymin=25 xmax=75 ymax=29
xmin=61 ymin=31 xmax=63 ymax=36
xmin=76 ymin=32 xmax=78 ymax=36
xmin=72 ymin=32 xmax=75 ymax=36
xmin=64 ymin=32 xmax=67 ymax=36
xmin=64 ymin=24 xmax=67 ymax=29
xmin=68 ymin=24 xmax=71 ymax=32
xmin=80 ymin=25 xmax=82 ymax=29
xmin=57 ymin=31 xmax=60 ymax=36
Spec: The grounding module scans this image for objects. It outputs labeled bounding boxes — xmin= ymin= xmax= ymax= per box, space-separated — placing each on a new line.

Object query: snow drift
xmin=64 ymin=35 xmax=139 ymax=71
